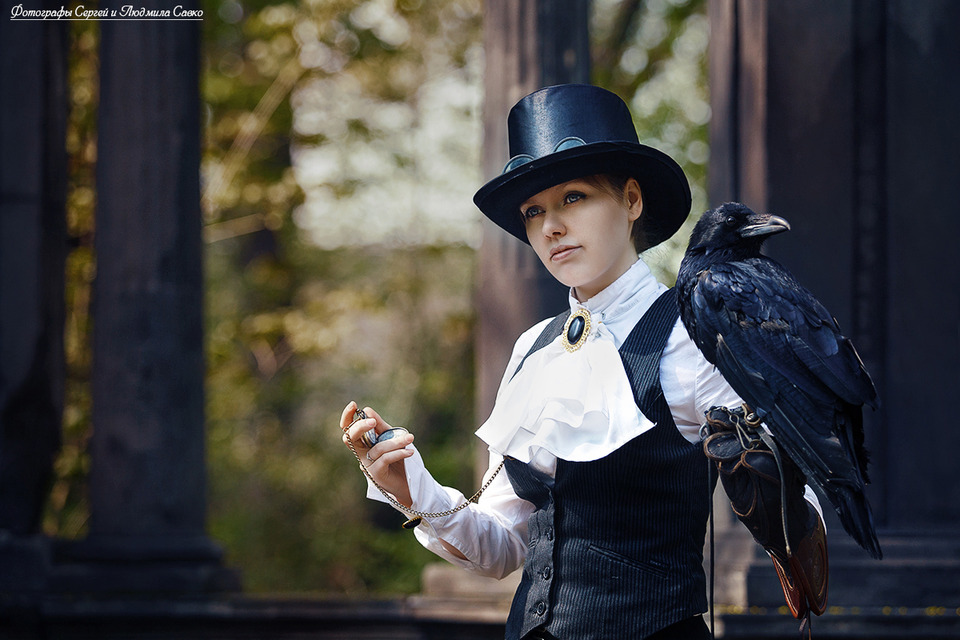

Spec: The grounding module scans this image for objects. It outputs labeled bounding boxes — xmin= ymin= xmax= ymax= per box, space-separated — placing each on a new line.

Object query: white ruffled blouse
xmin=366 ymin=258 xmax=817 ymax=579
xmin=476 ymin=258 xmax=676 ymax=473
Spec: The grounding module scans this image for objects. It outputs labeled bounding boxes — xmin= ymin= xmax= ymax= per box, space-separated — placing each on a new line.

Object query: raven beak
xmin=740 ymin=214 xmax=791 ymax=238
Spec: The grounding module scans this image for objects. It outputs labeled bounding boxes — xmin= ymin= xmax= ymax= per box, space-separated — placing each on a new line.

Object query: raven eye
xmin=724 ymin=215 xmax=738 ymax=228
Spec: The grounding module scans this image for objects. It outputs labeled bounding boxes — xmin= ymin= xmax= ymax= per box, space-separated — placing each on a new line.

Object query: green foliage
xmin=201 ymin=0 xmax=482 ymax=593
xmin=593 ymin=0 xmax=710 ymax=283
xmin=205 ymin=239 xmax=477 ymax=594
xmin=44 ymin=19 xmax=99 ymax=540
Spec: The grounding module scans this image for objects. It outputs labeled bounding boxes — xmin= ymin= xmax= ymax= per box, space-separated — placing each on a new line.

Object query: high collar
xmin=570 ymin=258 xmax=661 ymax=327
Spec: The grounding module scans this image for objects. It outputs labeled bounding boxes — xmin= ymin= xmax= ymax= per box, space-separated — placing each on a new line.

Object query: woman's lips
xmin=550 ymin=245 xmax=580 ymax=262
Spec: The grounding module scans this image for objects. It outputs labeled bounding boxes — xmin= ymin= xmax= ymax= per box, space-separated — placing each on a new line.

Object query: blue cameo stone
xmin=566 ymin=315 xmax=585 ymax=344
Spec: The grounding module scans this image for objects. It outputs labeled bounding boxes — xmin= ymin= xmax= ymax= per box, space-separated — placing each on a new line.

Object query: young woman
xmin=340 ymin=84 xmax=818 ymax=640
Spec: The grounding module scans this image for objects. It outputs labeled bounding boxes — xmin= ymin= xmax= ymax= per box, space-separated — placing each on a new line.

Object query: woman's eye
xmin=564 ymin=192 xmax=584 ymax=205
xmin=522 ymin=206 xmax=543 ymax=220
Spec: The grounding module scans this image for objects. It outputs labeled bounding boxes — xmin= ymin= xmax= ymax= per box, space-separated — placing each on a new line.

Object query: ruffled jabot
xmin=475 ymin=260 xmax=664 ymax=466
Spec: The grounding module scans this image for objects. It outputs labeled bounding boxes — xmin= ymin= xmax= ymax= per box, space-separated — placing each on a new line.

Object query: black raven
xmin=676 ymin=202 xmax=882 ymax=559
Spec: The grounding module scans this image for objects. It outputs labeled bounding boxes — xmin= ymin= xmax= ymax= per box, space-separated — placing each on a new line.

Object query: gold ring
xmin=360 ymin=429 xmax=378 ymax=449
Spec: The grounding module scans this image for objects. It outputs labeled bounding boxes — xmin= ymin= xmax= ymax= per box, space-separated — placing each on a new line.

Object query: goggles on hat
xmin=501 ymin=137 xmax=586 ymax=174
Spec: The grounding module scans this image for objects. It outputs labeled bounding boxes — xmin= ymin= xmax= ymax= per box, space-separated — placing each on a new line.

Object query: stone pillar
xmin=476 ymin=0 xmax=590 ymax=426
xmin=708 ymin=1 xmax=960 ymax=636
xmin=52 ymin=1 xmax=236 ymax=593
xmin=90 ymin=3 xmax=207 ymax=543
xmin=0 ymin=0 xmax=68 ymax=594
xmin=417 ymin=0 xmax=592 ymax=613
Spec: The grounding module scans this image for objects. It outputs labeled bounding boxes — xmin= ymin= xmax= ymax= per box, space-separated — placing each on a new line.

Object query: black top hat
xmin=473 ymin=84 xmax=691 ymax=248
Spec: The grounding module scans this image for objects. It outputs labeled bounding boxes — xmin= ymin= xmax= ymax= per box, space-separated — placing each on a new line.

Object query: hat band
xmin=501 ymin=136 xmax=586 ymax=174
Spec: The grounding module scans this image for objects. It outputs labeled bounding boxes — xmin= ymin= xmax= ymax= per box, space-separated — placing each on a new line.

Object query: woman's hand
xmin=340 ymin=401 xmax=415 ymax=507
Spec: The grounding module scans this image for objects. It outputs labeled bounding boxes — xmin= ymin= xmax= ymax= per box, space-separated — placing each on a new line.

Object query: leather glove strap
xmin=702 ymin=406 xmax=828 ymax=620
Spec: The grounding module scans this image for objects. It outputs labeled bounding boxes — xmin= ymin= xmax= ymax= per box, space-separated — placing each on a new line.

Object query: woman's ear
xmin=624 ymin=178 xmax=643 ymax=223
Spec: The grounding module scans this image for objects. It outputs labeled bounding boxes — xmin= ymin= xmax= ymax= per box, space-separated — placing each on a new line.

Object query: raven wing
xmin=689 ymin=258 xmax=881 ymax=558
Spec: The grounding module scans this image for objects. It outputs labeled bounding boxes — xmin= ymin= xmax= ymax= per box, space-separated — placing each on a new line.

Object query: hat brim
xmin=473 ymin=141 xmax=691 ymax=248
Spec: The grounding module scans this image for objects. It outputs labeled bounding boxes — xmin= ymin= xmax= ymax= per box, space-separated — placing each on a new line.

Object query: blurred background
xmin=49 ymin=0 xmax=710 ymax=596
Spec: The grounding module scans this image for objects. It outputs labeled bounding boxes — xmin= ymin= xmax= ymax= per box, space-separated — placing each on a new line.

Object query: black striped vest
xmin=503 ymin=289 xmax=714 ymax=640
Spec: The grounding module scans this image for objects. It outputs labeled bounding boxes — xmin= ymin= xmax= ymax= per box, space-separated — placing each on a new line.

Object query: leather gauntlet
xmin=703 ymin=406 xmax=828 ymax=620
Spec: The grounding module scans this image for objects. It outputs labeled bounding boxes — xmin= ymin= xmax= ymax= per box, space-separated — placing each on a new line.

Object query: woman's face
xmin=521 ymin=176 xmax=643 ymax=301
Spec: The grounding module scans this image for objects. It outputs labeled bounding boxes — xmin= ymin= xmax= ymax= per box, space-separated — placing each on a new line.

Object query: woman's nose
xmin=541 ymin=209 xmax=565 ymax=237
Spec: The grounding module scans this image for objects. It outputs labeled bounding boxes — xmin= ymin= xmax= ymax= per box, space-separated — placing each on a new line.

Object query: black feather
xmin=677 ymin=202 xmax=882 ymax=559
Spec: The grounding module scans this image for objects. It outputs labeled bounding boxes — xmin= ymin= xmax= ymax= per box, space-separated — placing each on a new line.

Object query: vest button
xmin=541 ymin=566 xmax=552 ymax=580
xmin=534 ymin=601 xmax=547 ymax=616
xmin=545 ymin=527 xmax=554 ymax=541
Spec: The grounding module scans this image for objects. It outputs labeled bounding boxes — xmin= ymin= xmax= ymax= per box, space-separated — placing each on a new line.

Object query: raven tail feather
xmin=835 ymin=487 xmax=883 ymax=560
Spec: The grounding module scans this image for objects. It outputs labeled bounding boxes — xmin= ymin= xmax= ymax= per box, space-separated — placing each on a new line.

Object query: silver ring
xmin=366 ymin=451 xmax=374 ymax=463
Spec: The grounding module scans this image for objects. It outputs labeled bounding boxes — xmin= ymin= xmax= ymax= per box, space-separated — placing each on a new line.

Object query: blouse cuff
xmin=364 ymin=446 xmax=471 ymax=537
xmin=365 ymin=447 xmax=457 ymax=511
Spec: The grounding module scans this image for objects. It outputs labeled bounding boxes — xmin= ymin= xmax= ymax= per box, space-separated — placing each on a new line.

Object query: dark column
xmin=52 ymin=1 xmax=236 ymax=594
xmin=0 ymin=0 xmax=68 ymax=593
xmin=90 ymin=4 xmax=207 ymax=543
xmin=422 ymin=0 xmax=591 ymax=607
xmin=709 ymin=1 xmax=960 ymax=636
xmin=476 ymin=0 xmax=590 ymax=424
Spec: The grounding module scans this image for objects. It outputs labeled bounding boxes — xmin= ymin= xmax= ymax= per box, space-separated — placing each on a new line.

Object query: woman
xmin=340 ymin=84 xmax=815 ymax=639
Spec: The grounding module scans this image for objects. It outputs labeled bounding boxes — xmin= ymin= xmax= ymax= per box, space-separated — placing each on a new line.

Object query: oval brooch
xmin=562 ymin=308 xmax=592 ymax=352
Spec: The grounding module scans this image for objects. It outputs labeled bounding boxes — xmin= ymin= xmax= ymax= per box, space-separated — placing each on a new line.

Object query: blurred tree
xmin=43 ymin=19 xmax=98 ymax=541
xmin=592 ymin=0 xmax=710 ymax=282
xmin=202 ymin=0 xmax=483 ymax=594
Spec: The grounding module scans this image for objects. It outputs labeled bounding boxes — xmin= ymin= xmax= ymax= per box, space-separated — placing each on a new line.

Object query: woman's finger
xmin=352 ymin=407 xmax=396 ymax=448
xmin=366 ymin=430 xmax=415 ymax=461
xmin=366 ymin=438 xmax=415 ymax=467
xmin=339 ymin=401 xmax=359 ymax=431
xmin=346 ymin=417 xmax=377 ymax=445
